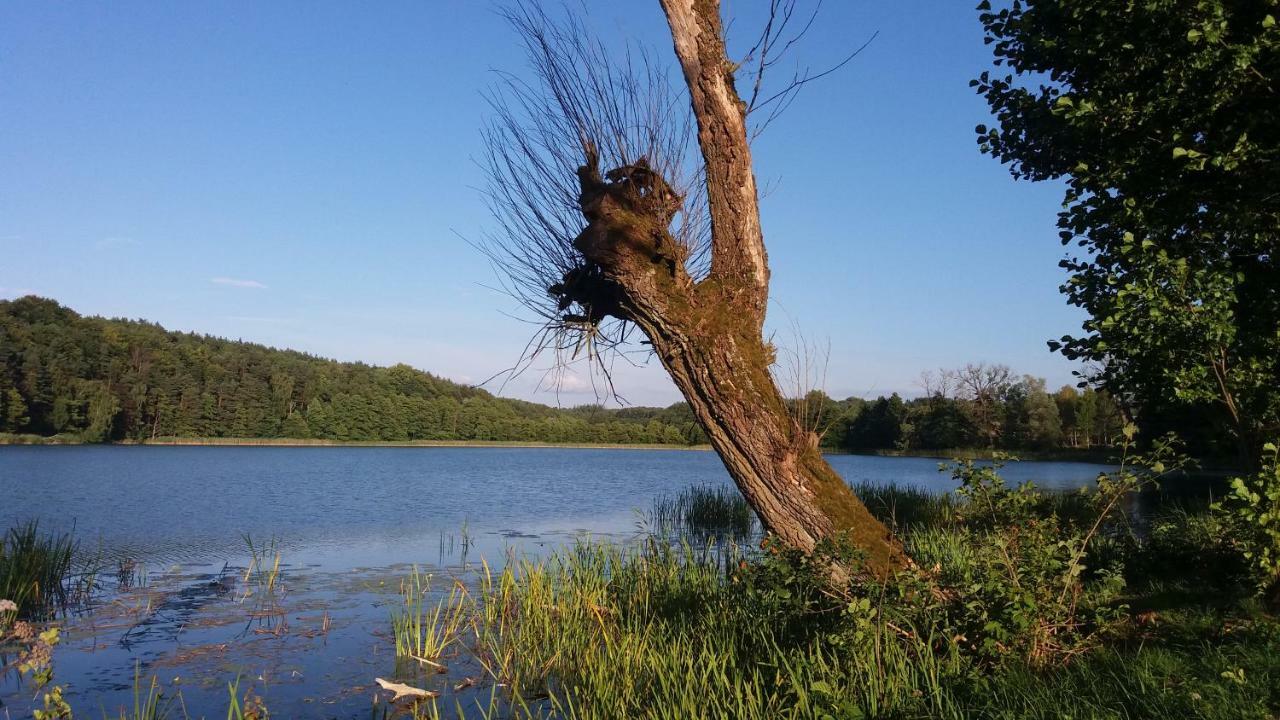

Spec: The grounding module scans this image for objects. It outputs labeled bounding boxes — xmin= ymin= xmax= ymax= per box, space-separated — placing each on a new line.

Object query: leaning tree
xmin=481 ymin=1 xmax=905 ymax=576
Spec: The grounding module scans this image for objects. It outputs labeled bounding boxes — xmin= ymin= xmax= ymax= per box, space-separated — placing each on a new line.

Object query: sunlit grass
xmin=391 ymin=566 xmax=470 ymax=665
xmin=463 ymin=538 xmax=957 ymax=719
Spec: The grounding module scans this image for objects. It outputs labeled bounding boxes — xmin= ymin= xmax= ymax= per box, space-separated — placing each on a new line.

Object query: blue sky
xmin=0 ymin=1 xmax=1083 ymax=406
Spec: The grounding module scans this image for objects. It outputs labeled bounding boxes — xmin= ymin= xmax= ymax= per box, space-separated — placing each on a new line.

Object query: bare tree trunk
xmin=555 ymin=0 xmax=906 ymax=578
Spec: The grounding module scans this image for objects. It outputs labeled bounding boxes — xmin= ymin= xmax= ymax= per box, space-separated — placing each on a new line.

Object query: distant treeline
xmin=0 ymin=297 xmax=1122 ymax=453
xmin=802 ymin=364 xmax=1126 ymax=454
xmin=0 ymin=297 xmax=704 ymax=445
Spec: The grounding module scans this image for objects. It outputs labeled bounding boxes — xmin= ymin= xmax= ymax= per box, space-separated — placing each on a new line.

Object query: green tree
xmin=83 ymin=382 xmax=119 ymax=442
xmin=1003 ymin=376 xmax=1064 ymax=450
xmin=975 ymin=0 xmax=1280 ymax=467
xmin=2 ymin=387 xmax=29 ymax=432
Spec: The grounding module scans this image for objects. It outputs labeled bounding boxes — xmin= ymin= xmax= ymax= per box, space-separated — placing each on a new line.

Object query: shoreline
xmin=1 ymin=434 xmax=1118 ymax=463
xmin=837 ymin=447 xmax=1120 ymax=464
xmin=0 ymin=434 xmax=1117 ymax=460
xmin=0 ymin=434 xmax=712 ymax=451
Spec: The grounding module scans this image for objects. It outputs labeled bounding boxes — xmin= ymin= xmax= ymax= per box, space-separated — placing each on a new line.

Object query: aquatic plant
xmin=851 ymin=481 xmax=958 ymax=530
xmin=0 ymin=521 xmax=78 ymax=618
xmin=239 ymin=534 xmax=284 ymax=617
xmin=391 ymin=567 xmax=470 ymax=665
xmin=108 ymin=665 xmax=180 ymax=720
xmin=648 ymin=484 xmax=755 ymax=540
xmin=225 ymin=676 xmax=271 ymax=720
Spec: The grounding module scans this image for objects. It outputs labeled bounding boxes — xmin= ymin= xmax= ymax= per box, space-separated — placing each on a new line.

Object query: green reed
xmin=391 ymin=566 xmax=470 ymax=663
xmin=465 ymin=537 xmax=955 ymax=719
xmin=0 ymin=520 xmax=78 ymax=618
xmin=649 ymin=484 xmax=755 ymax=540
xmin=239 ymin=534 xmax=283 ymax=607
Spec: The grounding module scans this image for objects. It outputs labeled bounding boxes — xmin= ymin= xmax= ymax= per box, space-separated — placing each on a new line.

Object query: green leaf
xmin=1187 ymin=28 xmax=1202 ymax=43
xmin=1263 ymin=15 xmax=1275 ymax=29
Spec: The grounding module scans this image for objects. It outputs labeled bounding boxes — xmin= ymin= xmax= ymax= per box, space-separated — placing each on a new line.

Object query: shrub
xmin=1215 ymin=442 xmax=1280 ymax=607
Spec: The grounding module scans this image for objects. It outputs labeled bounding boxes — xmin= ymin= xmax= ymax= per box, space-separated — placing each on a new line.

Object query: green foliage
xmin=0 ymin=296 xmax=699 ymax=445
xmin=829 ymin=378 xmax=1123 ymax=454
xmin=1215 ymin=442 xmax=1280 ymax=604
xmin=463 ymin=472 xmax=1280 ymax=719
xmin=974 ymin=0 xmax=1280 ymax=463
xmin=893 ymin=457 xmax=1127 ymax=667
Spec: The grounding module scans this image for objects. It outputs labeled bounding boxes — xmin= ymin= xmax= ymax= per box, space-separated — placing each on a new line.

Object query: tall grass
xmin=649 ymin=484 xmax=755 ymax=540
xmin=467 ymin=539 xmax=957 ymax=719
xmin=0 ymin=520 xmax=78 ymax=618
xmin=391 ymin=567 xmax=469 ymax=664
xmin=448 ymin=470 xmax=1279 ymax=719
xmin=852 ymin=482 xmax=958 ymax=530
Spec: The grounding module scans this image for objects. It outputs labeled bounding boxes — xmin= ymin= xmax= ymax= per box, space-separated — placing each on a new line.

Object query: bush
xmin=1215 ymin=442 xmax=1280 ymax=607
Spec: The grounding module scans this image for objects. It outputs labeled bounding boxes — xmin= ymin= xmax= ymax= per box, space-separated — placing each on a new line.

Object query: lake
xmin=0 ymin=446 xmax=1113 ymax=718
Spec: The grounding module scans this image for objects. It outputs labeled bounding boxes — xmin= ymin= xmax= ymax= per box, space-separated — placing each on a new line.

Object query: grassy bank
xmin=438 ymin=458 xmax=1278 ymax=718
xmin=0 ymin=433 xmax=86 ymax=445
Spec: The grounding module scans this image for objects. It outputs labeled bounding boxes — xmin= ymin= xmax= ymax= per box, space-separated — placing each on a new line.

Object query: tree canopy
xmin=0 ymin=297 xmax=704 ymax=445
xmin=974 ymin=0 xmax=1280 ymax=465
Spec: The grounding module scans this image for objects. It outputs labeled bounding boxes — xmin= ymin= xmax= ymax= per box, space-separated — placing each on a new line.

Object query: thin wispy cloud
xmin=211 ymin=277 xmax=268 ymax=289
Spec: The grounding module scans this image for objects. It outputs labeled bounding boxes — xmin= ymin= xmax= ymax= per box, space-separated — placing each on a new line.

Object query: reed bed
xmin=239 ymin=534 xmax=283 ymax=604
xmin=648 ymin=484 xmax=756 ymax=540
xmin=0 ymin=520 xmax=79 ymax=618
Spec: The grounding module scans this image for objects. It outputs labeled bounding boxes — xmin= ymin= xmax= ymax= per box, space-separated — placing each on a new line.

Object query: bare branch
xmin=477 ymin=1 xmax=709 ymax=399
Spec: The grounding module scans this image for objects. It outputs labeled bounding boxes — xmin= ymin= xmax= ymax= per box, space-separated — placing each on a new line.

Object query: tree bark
xmin=555 ymin=0 xmax=908 ymax=578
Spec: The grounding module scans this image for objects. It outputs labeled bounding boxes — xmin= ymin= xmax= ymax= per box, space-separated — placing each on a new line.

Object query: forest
xmin=1 ymin=296 xmax=1129 ymax=455
xmin=0 ymin=296 xmax=704 ymax=446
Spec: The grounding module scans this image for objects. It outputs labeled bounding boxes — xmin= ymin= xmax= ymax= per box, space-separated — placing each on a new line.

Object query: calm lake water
xmin=0 ymin=446 xmax=1113 ymax=718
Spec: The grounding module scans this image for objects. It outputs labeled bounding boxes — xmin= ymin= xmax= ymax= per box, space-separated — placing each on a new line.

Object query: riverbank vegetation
xmin=6 ymin=450 xmax=1278 ymax=718
xmin=385 ymin=448 xmax=1280 ymax=717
